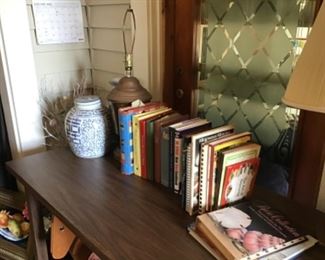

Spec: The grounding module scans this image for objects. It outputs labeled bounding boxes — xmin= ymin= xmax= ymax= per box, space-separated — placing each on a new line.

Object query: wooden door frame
xmin=163 ymin=0 xmax=325 ymax=208
xmin=0 ymin=0 xmax=45 ymax=158
xmin=163 ymin=0 xmax=201 ymax=115
xmin=288 ymin=0 xmax=325 ymax=208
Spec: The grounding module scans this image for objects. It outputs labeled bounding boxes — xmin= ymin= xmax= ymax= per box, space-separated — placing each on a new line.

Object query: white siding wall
xmin=26 ymin=0 xmax=92 ymax=99
xmin=86 ymin=0 xmax=130 ymax=94
xmin=0 ymin=0 xmax=152 ymax=159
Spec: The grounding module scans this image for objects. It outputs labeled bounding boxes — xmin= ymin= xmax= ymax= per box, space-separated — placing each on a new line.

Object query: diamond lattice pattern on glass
xmin=197 ymin=0 xmax=314 ymax=148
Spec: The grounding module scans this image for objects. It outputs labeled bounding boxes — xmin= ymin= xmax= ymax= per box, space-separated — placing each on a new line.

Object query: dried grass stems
xmin=39 ymin=76 xmax=94 ymax=149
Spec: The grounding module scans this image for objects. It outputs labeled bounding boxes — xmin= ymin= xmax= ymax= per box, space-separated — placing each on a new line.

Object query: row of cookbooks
xmin=118 ymin=102 xmax=318 ymax=259
xmin=118 ymin=101 xmax=259 ymax=212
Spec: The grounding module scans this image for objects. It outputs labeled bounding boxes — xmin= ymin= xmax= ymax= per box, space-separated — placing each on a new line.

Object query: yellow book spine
xmin=133 ymin=116 xmax=141 ymax=177
xmin=213 ymin=136 xmax=251 ymax=153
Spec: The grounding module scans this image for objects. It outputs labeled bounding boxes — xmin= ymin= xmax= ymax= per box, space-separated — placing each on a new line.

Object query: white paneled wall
xmin=87 ymin=0 xmax=129 ymax=93
xmin=26 ymin=0 xmax=92 ymax=99
xmin=0 ymin=0 xmax=150 ymax=158
xmin=26 ymin=0 xmax=130 ymax=97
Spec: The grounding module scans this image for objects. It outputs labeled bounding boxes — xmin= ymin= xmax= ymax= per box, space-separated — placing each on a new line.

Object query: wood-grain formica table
xmin=6 ymin=148 xmax=213 ymax=260
xmin=5 ymin=148 xmax=325 ymax=259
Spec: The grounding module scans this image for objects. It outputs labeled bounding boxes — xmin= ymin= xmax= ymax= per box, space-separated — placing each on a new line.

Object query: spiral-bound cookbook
xmin=193 ymin=200 xmax=316 ymax=260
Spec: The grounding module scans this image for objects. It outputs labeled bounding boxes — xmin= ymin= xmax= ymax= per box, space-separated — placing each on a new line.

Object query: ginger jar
xmin=65 ymin=96 xmax=108 ymax=158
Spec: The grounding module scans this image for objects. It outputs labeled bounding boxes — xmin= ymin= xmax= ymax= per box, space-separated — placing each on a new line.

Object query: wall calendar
xmin=32 ymin=0 xmax=85 ymax=45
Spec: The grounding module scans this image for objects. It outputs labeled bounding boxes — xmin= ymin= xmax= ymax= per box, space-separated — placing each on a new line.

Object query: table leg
xmin=26 ymin=190 xmax=49 ymax=260
xmin=26 ymin=230 xmax=35 ymax=260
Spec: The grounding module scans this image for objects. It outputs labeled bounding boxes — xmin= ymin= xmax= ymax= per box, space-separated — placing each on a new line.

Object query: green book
xmin=160 ymin=125 xmax=171 ymax=187
xmin=146 ymin=120 xmax=155 ymax=181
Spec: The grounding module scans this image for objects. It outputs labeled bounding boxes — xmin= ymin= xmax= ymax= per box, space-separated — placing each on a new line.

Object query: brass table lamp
xmin=107 ymin=7 xmax=152 ymax=135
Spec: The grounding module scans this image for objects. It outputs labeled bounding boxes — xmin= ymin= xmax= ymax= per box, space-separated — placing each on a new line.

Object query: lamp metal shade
xmin=107 ymin=76 xmax=152 ymax=104
xmin=282 ymin=3 xmax=325 ymax=113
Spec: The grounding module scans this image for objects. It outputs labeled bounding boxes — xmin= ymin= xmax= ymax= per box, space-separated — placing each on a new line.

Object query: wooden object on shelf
xmin=69 ymin=238 xmax=92 ymax=260
xmin=51 ymin=216 xmax=76 ymax=259
xmin=26 ymin=191 xmax=48 ymax=260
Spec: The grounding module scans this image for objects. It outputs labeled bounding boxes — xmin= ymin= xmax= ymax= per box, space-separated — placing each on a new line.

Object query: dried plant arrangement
xmin=39 ymin=76 xmax=94 ymax=149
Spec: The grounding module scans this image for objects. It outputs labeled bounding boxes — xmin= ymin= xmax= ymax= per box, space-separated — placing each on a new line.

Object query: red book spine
xmin=140 ymin=120 xmax=148 ymax=179
xmin=154 ymin=123 xmax=162 ymax=183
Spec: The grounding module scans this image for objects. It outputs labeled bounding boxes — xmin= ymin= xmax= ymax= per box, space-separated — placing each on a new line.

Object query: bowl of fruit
xmin=0 ymin=210 xmax=30 ymax=241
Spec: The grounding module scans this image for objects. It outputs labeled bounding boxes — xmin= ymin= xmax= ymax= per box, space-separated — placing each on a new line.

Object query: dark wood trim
xmin=288 ymin=110 xmax=305 ymax=199
xmin=288 ymin=0 xmax=324 ymax=208
xmin=163 ymin=0 xmax=201 ymax=115
xmin=162 ymin=0 xmax=175 ymax=108
xmin=289 ymin=111 xmax=325 ymax=207
xmin=26 ymin=190 xmax=49 ymax=260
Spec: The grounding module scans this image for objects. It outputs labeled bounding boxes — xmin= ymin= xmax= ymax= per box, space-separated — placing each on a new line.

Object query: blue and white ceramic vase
xmin=65 ymin=96 xmax=108 ymax=158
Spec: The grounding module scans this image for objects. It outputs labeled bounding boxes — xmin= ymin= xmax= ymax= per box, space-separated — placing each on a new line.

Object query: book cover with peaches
xmin=197 ymin=200 xmax=307 ymax=260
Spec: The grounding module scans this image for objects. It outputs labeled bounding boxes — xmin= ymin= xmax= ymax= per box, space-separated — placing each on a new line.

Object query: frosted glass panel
xmin=198 ymin=0 xmax=315 ymax=152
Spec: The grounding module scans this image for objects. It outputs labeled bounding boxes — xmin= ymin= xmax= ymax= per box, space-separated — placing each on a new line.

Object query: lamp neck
xmin=125 ymin=54 xmax=133 ymax=77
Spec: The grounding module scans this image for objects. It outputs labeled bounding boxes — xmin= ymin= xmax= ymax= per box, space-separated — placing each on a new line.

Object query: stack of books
xmin=118 ymin=102 xmax=261 ymax=213
xmin=117 ymin=102 xmax=318 ymax=258
xmin=188 ymin=200 xmax=318 ymax=259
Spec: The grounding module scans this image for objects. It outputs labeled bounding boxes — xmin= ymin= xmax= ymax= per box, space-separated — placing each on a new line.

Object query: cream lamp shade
xmin=282 ymin=3 xmax=325 ymax=113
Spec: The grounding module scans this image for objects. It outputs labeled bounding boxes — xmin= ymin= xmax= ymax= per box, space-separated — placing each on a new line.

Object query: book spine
xmin=180 ymin=140 xmax=189 ymax=209
xmin=118 ymin=112 xmax=134 ymax=175
xmin=199 ymin=144 xmax=209 ymax=214
xmin=188 ymin=149 xmax=200 ymax=215
xmin=161 ymin=126 xmax=170 ymax=187
xmin=207 ymin=146 xmax=217 ymax=211
xmin=140 ymin=120 xmax=148 ymax=179
xmin=168 ymin=127 xmax=176 ymax=189
xmin=180 ymin=136 xmax=191 ymax=208
xmin=154 ymin=123 xmax=162 ymax=183
xmin=185 ymin=143 xmax=192 ymax=213
xmin=133 ymin=117 xmax=141 ymax=177
xmin=147 ymin=121 xmax=155 ymax=181
xmin=174 ymin=135 xmax=182 ymax=193
xmin=214 ymin=151 xmax=224 ymax=209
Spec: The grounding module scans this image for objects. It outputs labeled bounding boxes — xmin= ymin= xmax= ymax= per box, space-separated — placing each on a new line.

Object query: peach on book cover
xmin=196 ymin=200 xmax=308 ymax=260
